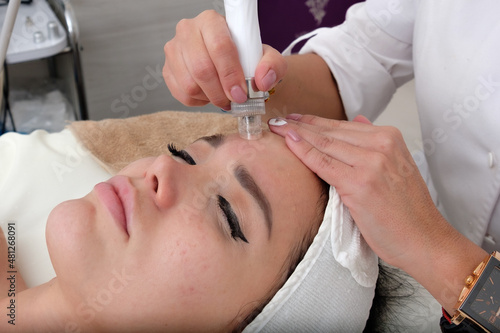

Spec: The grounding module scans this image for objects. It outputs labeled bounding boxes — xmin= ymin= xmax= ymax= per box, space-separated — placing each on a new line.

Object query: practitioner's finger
xmin=164 ymin=18 xmax=213 ymax=107
xmin=254 ymin=45 xmax=287 ymax=92
xmin=283 ymin=129 xmax=355 ymax=188
xmin=201 ymin=12 xmax=247 ymax=106
xmin=184 ymin=13 xmax=240 ymax=108
xmin=276 ymin=119 xmax=366 ymax=150
xmin=271 ymin=115 xmax=409 ymax=155
xmin=163 ymin=42 xmax=211 ymax=107
xmin=286 ymin=113 xmax=376 ymax=133
xmin=281 ymin=114 xmax=391 ymax=151
xmin=269 ymin=116 xmax=373 ymax=153
xmin=276 ymin=125 xmax=378 ymax=192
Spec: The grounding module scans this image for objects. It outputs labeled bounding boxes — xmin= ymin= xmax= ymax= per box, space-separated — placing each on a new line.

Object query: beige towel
xmin=68 ymin=111 xmax=241 ymax=173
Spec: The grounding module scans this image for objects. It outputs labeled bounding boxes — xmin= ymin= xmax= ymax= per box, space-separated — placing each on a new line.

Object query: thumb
xmin=254 ymin=45 xmax=287 ymax=92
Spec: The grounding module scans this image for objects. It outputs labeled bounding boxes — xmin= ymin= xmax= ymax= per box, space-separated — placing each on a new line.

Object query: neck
xmin=0 ymin=278 xmax=84 ymax=332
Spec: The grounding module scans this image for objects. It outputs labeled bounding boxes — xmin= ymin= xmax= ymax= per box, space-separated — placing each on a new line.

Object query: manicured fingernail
xmin=261 ymin=69 xmax=277 ymax=92
xmin=287 ymin=129 xmax=301 ymax=142
xmin=286 ymin=113 xmax=302 ymax=121
xmin=231 ymin=85 xmax=247 ymax=103
xmin=269 ymin=118 xmax=287 ymax=126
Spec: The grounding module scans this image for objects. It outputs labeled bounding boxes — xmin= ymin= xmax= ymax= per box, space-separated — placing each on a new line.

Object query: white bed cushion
xmin=0 ymin=129 xmax=111 ymax=287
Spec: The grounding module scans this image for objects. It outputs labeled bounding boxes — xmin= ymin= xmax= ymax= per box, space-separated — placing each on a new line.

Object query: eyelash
xmin=167 ymin=143 xmax=248 ymax=243
xmin=217 ymin=195 xmax=248 ymax=243
xmin=167 ymin=143 xmax=196 ymax=165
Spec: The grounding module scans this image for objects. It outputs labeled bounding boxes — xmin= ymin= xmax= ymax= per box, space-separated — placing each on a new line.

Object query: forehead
xmin=194 ymin=132 xmax=299 ymax=166
xmin=196 ymin=131 xmax=316 ymax=173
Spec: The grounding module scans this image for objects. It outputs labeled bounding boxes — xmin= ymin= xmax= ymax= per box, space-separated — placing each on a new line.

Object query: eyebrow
xmin=234 ymin=165 xmax=272 ymax=238
xmin=196 ymin=134 xmax=225 ymax=148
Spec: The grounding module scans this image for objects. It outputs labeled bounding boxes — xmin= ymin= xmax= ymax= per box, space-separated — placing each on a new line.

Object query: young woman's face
xmin=46 ymin=132 xmax=325 ymax=332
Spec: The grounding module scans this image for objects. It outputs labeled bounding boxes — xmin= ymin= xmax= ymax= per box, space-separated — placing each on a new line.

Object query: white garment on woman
xmin=0 ymin=129 xmax=111 ymax=287
xmin=300 ymin=0 xmax=500 ymax=251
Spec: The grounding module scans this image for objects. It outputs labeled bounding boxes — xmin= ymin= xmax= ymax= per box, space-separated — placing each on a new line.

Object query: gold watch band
xmin=451 ymin=251 xmax=500 ymax=326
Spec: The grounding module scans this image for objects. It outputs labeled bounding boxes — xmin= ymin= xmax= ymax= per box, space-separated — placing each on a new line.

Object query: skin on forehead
xmin=45 ymin=131 xmax=324 ymax=332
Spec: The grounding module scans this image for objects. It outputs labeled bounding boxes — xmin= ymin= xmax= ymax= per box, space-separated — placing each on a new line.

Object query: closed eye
xmin=217 ymin=195 xmax=248 ymax=243
xmin=167 ymin=143 xmax=196 ymax=165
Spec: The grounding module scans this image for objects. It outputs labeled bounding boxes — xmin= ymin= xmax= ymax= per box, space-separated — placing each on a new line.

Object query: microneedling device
xmin=224 ymin=0 xmax=267 ymax=140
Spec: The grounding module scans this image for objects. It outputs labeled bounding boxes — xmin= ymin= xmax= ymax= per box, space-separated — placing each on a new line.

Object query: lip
xmin=94 ymin=176 xmax=134 ymax=237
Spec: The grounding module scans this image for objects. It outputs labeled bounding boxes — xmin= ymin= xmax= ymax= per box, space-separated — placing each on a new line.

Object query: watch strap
xmin=441 ymin=315 xmax=487 ymax=333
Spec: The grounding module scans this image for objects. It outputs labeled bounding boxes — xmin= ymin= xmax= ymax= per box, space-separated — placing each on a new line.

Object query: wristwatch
xmin=452 ymin=251 xmax=500 ymax=332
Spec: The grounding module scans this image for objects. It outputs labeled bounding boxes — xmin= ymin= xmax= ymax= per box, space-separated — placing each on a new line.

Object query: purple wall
xmin=258 ymin=0 xmax=363 ymax=52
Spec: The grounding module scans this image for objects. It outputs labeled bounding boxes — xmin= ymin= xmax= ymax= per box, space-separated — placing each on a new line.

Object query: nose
xmin=145 ymin=154 xmax=184 ymax=209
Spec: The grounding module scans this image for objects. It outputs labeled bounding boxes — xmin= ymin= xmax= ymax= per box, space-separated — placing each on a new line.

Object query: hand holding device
xmin=224 ymin=0 xmax=266 ymax=140
xmin=162 ymin=10 xmax=285 ymax=117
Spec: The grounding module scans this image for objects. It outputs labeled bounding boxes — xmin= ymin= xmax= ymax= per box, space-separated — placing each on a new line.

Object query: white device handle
xmin=224 ymin=0 xmax=262 ymax=78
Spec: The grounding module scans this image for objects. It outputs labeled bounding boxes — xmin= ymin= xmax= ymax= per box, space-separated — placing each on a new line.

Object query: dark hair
xmin=363 ymin=262 xmax=417 ymax=332
xmin=232 ymin=178 xmax=330 ymax=332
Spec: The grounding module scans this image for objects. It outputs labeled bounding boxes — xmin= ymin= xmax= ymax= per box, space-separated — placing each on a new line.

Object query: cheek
xmin=168 ymin=239 xmax=215 ymax=293
xmin=125 ymin=234 xmax=239 ymax=328
xmin=47 ymin=199 xmax=95 ymax=260
xmin=146 ymin=225 xmax=239 ymax=308
xmin=159 ymin=231 xmax=225 ymax=292
xmin=46 ymin=199 xmax=99 ymax=296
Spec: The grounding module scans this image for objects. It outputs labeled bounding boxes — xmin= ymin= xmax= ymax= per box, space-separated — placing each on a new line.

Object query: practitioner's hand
xmin=163 ymin=10 xmax=286 ymax=110
xmin=269 ymin=114 xmax=491 ymax=313
xmin=268 ymin=114 xmax=463 ymax=270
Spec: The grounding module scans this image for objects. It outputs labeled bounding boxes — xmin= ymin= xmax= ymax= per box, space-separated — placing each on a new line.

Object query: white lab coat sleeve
xmin=298 ymin=0 xmax=415 ymax=121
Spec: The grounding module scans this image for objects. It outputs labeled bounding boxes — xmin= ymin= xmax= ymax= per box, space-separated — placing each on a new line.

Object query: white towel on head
xmin=332 ymin=198 xmax=379 ymax=288
xmin=244 ymin=186 xmax=379 ymax=332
